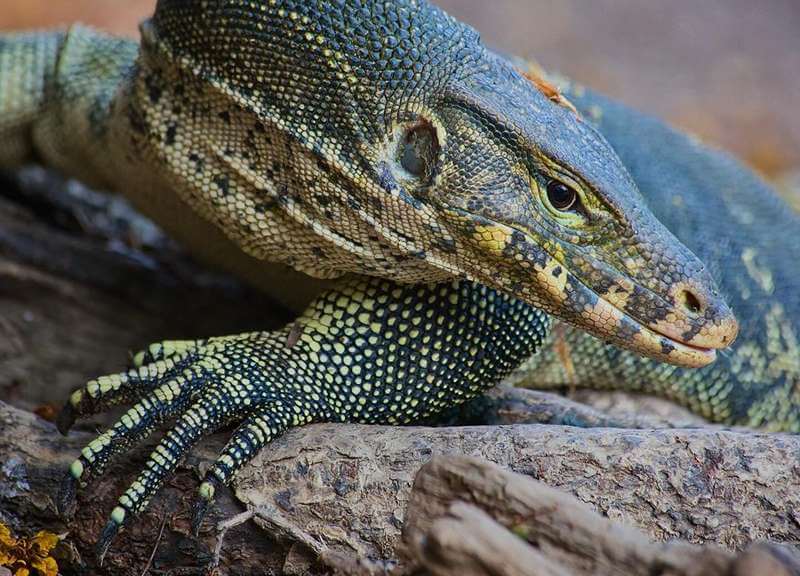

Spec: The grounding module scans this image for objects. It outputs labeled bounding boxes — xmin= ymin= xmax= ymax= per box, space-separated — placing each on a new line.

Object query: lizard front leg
xmin=56 ymin=277 xmax=550 ymax=560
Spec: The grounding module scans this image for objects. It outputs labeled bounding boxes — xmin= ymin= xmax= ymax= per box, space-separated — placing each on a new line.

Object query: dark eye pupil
xmin=546 ymin=180 xmax=577 ymax=211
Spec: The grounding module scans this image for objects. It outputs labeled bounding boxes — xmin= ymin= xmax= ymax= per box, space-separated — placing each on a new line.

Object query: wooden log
xmin=3 ymin=397 xmax=800 ymax=574
xmin=402 ymin=456 xmax=800 ymax=576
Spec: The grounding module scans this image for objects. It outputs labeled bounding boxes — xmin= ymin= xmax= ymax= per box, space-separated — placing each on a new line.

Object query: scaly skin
xmin=0 ymin=0 xmax=791 ymax=560
xmin=0 ymin=5 xmax=736 ymax=363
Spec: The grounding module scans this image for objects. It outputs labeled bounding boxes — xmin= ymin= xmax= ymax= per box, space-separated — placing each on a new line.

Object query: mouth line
xmin=442 ymin=206 xmax=719 ymax=366
xmin=647 ymin=325 xmax=716 ymax=352
xmin=595 ymin=291 xmax=719 ymax=365
xmin=645 ymin=323 xmax=717 ymax=354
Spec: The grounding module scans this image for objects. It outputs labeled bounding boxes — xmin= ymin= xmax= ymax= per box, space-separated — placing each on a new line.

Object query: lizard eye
xmin=546 ymin=179 xmax=578 ymax=211
xmin=398 ymin=120 xmax=440 ymax=181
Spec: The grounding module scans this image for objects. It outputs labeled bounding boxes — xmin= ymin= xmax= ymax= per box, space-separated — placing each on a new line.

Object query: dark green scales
xmin=0 ymin=0 xmax=797 ymax=560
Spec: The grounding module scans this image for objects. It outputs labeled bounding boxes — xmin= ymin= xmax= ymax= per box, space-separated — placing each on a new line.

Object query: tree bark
xmin=402 ymin=456 xmax=800 ymax=576
xmin=3 ymin=398 xmax=800 ymax=574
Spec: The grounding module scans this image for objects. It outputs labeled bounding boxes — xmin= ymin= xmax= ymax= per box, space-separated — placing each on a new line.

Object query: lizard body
xmin=0 ymin=0 xmax=795 ymax=559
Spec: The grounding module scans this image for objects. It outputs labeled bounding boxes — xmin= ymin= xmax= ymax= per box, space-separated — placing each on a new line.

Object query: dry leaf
xmin=0 ymin=523 xmax=60 ymax=576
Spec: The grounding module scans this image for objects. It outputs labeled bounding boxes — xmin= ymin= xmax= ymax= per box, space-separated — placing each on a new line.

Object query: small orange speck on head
xmin=520 ymin=68 xmax=581 ymax=120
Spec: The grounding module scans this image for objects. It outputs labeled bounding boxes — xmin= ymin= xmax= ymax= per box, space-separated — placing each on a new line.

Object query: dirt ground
xmin=2 ymin=0 xmax=799 ymax=180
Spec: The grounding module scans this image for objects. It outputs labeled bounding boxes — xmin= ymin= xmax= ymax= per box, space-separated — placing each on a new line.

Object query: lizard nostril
xmin=678 ymin=289 xmax=704 ymax=315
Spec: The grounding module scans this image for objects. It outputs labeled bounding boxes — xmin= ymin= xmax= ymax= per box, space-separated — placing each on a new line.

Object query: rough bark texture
xmin=402 ymin=456 xmax=800 ymax=576
xmin=3 ymin=399 xmax=800 ymax=574
xmin=2 ymin=169 xmax=800 ymax=575
xmin=233 ymin=417 xmax=800 ymax=562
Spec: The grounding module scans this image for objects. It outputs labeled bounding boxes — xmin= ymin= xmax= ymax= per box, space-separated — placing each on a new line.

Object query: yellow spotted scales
xmin=0 ymin=0 xmax=797 ymax=561
xmin=59 ymin=278 xmax=548 ymax=551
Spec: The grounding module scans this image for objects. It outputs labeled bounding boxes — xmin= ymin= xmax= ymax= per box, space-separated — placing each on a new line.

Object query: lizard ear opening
xmin=396 ymin=118 xmax=441 ymax=183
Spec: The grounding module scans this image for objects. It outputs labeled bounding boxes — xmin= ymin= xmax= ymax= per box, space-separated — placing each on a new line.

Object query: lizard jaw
xmin=581 ymin=287 xmax=720 ymax=368
xmin=438 ymin=206 xmax=730 ymax=367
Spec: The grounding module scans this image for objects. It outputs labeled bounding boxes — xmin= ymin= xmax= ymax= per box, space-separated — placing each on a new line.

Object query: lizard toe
xmin=129 ymin=339 xmax=203 ymax=369
xmin=61 ymin=352 xmax=194 ymax=428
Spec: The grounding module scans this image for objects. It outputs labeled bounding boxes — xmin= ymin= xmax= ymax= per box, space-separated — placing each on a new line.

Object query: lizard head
xmin=144 ymin=0 xmax=737 ymax=367
xmin=406 ymin=58 xmax=739 ymax=367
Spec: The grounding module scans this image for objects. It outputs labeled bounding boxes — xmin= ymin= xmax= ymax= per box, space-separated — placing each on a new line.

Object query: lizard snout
xmin=659 ymin=280 xmax=739 ymax=350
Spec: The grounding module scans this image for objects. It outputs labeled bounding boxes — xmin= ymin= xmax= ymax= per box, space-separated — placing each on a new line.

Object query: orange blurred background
xmin=2 ymin=0 xmax=799 ymax=181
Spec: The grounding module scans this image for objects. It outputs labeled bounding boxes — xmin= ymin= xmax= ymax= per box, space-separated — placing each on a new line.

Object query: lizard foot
xmin=55 ymin=332 xmax=318 ymax=561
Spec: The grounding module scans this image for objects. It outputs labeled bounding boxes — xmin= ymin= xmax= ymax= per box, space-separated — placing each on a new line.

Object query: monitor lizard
xmin=0 ymin=0 xmax=796 ymax=560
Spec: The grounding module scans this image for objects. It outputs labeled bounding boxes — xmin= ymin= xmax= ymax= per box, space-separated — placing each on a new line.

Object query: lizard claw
xmin=191 ymin=477 xmax=220 ymax=536
xmin=190 ymin=497 xmax=210 ymax=537
xmin=95 ymin=518 xmax=121 ymax=566
xmin=55 ymin=402 xmax=76 ymax=435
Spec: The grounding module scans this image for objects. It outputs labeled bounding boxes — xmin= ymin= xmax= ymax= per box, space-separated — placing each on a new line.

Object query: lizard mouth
xmin=542 ymin=250 xmax=723 ymax=367
xmin=521 ymin=253 xmax=720 ymax=367
xmin=612 ymin=303 xmax=718 ymax=367
xmin=519 ymin=239 xmax=721 ymax=366
xmin=572 ymin=278 xmax=720 ymax=368
xmin=438 ymin=206 xmax=725 ymax=367
xmin=536 ymin=245 xmax=725 ymax=368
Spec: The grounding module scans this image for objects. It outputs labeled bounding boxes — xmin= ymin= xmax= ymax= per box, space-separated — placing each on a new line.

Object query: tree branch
xmin=402 ymin=456 xmax=800 ymax=576
xmin=3 ymin=398 xmax=800 ymax=573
